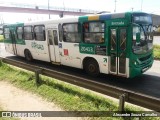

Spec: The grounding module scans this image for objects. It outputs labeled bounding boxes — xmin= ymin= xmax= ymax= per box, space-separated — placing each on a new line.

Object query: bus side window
xmin=16 ymin=26 xmax=23 ymax=40
xmin=24 ymin=26 xmax=34 ymax=40
xmin=62 ymin=23 xmax=81 ymax=43
xmin=3 ymin=27 xmax=10 ymax=39
xmin=34 ymin=25 xmax=45 ymax=41
xmin=83 ymin=22 xmax=105 ymax=44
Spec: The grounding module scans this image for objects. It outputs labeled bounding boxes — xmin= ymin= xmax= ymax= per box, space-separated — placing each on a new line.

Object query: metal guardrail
xmin=153 ymin=32 xmax=160 ymax=36
xmin=0 ymin=57 xmax=160 ymax=112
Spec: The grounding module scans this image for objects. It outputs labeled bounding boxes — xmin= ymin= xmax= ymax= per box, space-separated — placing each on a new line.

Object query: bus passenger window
xmin=24 ymin=26 xmax=34 ymax=40
xmin=34 ymin=25 xmax=45 ymax=41
xmin=3 ymin=27 xmax=10 ymax=39
xmin=62 ymin=23 xmax=81 ymax=43
xmin=83 ymin=22 xmax=105 ymax=44
xmin=17 ymin=27 xmax=23 ymax=39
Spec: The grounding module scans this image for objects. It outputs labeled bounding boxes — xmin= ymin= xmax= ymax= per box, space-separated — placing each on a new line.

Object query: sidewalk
xmin=0 ymin=81 xmax=82 ymax=120
xmin=147 ymin=60 xmax=160 ymax=74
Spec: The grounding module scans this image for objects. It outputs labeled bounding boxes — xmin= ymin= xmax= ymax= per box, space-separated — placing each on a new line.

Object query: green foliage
xmin=0 ymin=35 xmax=4 ymax=42
xmin=153 ymin=45 xmax=160 ymax=60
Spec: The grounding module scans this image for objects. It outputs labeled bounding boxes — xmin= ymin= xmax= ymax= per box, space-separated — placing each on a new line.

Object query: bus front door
xmin=47 ymin=29 xmax=60 ymax=63
xmin=109 ymin=27 xmax=127 ymax=77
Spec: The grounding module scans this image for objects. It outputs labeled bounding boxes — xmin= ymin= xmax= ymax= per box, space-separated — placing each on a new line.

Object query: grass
xmin=153 ymin=45 xmax=160 ymax=60
xmin=0 ymin=62 xmax=159 ymax=120
xmin=0 ymin=35 xmax=4 ymax=43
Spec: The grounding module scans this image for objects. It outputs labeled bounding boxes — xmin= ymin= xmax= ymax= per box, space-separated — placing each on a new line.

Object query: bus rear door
xmin=47 ymin=29 xmax=60 ymax=63
xmin=109 ymin=27 xmax=127 ymax=77
xmin=10 ymin=30 xmax=17 ymax=55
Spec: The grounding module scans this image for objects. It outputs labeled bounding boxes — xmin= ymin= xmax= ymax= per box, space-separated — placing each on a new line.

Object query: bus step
xmin=51 ymin=62 xmax=61 ymax=65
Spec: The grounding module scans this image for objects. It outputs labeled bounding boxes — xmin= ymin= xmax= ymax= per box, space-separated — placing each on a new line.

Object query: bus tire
xmin=84 ymin=59 xmax=100 ymax=77
xmin=24 ymin=50 xmax=33 ymax=61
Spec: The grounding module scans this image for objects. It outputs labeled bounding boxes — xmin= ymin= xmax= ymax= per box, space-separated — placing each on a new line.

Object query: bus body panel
xmin=16 ymin=44 xmax=25 ymax=57
xmin=25 ymin=40 xmax=50 ymax=62
xmin=5 ymin=43 xmax=15 ymax=55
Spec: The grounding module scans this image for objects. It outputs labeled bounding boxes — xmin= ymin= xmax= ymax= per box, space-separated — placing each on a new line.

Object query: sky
xmin=0 ymin=0 xmax=160 ymax=23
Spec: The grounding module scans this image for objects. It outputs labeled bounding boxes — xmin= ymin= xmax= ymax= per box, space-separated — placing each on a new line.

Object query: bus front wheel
xmin=84 ymin=59 xmax=100 ymax=77
xmin=24 ymin=50 xmax=33 ymax=61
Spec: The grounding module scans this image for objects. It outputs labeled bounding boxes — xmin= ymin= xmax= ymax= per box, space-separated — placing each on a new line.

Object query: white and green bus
xmin=3 ymin=12 xmax=154 ymax=78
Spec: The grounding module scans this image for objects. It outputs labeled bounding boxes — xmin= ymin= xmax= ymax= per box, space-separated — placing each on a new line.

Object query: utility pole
xmin=48 ymin=0 xmax=50 ymax=19
xmin=114 ymin=0 xmax=117 ymax=13
xmin=63 ymin=0 xmax=65 ymax=11
xmin=141 ymin=0 xmax=143 ymax=11
xmin=131 ymin=7 xmax=134 ymax=12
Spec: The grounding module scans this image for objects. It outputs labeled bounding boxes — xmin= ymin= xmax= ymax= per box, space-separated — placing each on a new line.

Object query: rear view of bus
xmin=130 ymin=12 xmax=153 ymax=78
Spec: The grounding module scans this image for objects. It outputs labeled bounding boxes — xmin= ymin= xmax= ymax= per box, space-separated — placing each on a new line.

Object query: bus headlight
xmin=134 ymin=61 xmax=137 ymax=65
xmin=133 ymin=60 xmax=139 ymax=66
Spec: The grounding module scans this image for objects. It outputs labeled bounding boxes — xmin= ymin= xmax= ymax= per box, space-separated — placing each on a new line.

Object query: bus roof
xmin=3 ymin=12 xmax=150 ymax=26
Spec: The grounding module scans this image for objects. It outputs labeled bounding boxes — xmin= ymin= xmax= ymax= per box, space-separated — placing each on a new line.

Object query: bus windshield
xmin=132 ymin=24 xmax=153 ymax=54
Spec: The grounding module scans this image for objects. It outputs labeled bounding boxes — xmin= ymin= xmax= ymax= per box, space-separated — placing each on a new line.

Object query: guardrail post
xmin=119 ymin=94 xmax=126 ymax=112
xmin=35 ymin=69 xmax=42 ymax=85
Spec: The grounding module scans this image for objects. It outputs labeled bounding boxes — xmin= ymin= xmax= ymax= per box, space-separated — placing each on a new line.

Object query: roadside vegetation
xmin=153 ymin=45 xmax=160 ymax=60
xmin=0 ymin=62 xmax=159 ymax=120
xmin=0 ymin=35 xmax=4 ymax=43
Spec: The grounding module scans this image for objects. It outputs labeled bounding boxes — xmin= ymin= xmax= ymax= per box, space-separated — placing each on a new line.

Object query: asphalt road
xmin=0 ymin=43 xmax=160 ymax=99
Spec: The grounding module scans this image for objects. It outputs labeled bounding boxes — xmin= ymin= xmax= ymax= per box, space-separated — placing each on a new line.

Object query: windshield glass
xmin=132 ymin=24 xmax=153 ymax=54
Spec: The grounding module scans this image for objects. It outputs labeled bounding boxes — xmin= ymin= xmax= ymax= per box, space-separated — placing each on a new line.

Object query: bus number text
xmin=81 ymin=46 xmax=94 ymax=53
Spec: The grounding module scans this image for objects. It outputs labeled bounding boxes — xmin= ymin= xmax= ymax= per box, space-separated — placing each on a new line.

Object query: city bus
xmin=2 ymin=12 xmax=154 ymax=78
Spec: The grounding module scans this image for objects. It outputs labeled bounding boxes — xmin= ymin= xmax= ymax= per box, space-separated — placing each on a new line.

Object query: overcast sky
xmin=0 ymin=0 xmax=160 ymax=23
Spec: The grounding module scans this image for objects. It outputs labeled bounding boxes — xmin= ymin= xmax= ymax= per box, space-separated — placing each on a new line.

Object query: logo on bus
xmin=111 ymin=21 xmax=124 ymax=26
xmin=31 ymin=42 xmax=44 ymax=50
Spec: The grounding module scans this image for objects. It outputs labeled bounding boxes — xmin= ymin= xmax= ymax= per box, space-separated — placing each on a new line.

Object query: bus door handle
xmin=74 ymin=44 xmax=79 ymax=47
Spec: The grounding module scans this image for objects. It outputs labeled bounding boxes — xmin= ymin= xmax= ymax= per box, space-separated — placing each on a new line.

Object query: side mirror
xmin=136 ymin=33 xmax=140 ymax=43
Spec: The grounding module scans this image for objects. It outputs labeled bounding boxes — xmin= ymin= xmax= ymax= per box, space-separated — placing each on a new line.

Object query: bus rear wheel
xmin=24 ymin=50 xmax=33 ymax=61
xmin=84 ymin=59 xmax=100 ymax=77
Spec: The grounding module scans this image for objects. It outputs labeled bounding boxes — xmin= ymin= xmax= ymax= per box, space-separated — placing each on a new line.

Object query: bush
xmin=0 ymin=35 xmax=4 ymax=42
